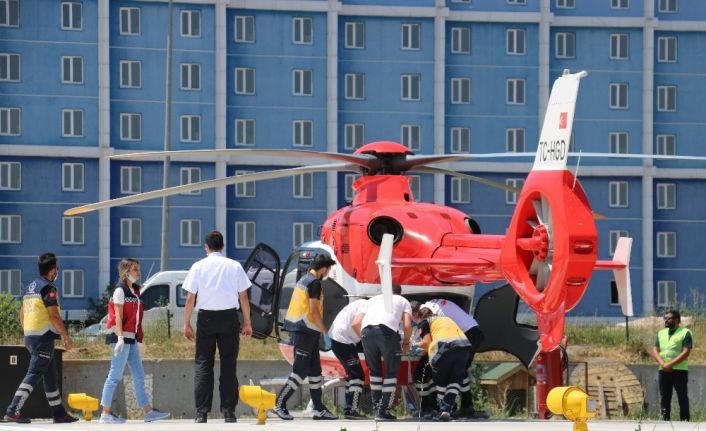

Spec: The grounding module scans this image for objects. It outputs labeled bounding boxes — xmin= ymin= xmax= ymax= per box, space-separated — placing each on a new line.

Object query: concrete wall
xmin=628 ymin=364 xmax=706 ymax=416
xmin=63 ymin=359 xmax=295 ymax=419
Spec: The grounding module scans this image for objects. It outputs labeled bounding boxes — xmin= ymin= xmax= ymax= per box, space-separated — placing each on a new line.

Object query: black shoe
xmin=437 ymin=411 xmax=452 ymax=422
xmin=195 ymin=412 xmax=207 ymax=423
xmin=4 ymin=413 xmax=31 ymax=424
xmin=375 ymin=410 xmax=396 ymax=421
xmin=223 ymin=411 xmax=237 ymax=423
xmin=53 ymin=413 xmax=79 ymax=423
xmin=344 ymin=409 xmax=366 ymax=419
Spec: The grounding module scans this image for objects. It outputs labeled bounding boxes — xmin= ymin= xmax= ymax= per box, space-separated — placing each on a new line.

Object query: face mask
xmin=127 ymin=274 xmax=139 ymax=284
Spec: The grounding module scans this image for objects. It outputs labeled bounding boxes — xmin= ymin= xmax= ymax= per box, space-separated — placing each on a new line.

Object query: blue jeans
xmin=5 ymin=337 xmax=67 ymax=418
xmin=100 ymin=343 xmax=149 ymax=409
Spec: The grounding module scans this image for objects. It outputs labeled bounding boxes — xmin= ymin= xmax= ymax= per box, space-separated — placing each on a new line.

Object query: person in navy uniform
xmin=3 ymin=252 xmax=78 ymax=424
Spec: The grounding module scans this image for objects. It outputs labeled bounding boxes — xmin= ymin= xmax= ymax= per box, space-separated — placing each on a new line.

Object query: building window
xmin=234 ymin=67 xmax=254 ymax=95
xmin=293 ymin=120 xmax=313 ymax=147
xmin=120 ymin=218 xmax=142 ymax=246
xmin=120 ymin=166 xmax=141 ymax=194
xmin=451 ymin=77 xmax=470 ymax=104
xmin=611 ymin=0 xmax=629 ymax=9
xmin=180 ymin=10 xmax=200 ymax=37
xmin=180 ymin=167 xmax=201 ymax=195
xmin=0 ymin=107 xmax=20 ymax=135
xmin=555 ymin=32 xmax=575 ymax=58
xmin=180 ymin=115 xmax=201 ymax=143
xmin=658 ymin=0 xmax=677 ymax=13
xmin=120 ymin=60 xmax=141 ymax=88
xmin=344 ymin=123 xmax=364 ymax=150
xmin=656 ymin=232 xmax=676 ymax=258
xmin=451 ymin=27 xmax=470 ymax=54
xmin=0 ymin=214 xmax=20 ymax=243
xmin=61 ymin=2 xmax=81 ymax=30
xmin=609 ymin=230 xmax=628 ymax=256
xmin=451 ymin=127 xmax=470 ymax=153
xmin=234 ymin=170 xmax=255 ymax=197
xmin=401 ymin=74 xmax=420 ymax=101
xmin=62 ymin=216 xmax=84 ymax=245
xmin=609 ymin=83 xmax=628 ymax=109
xmin=293 ymin=17 xmax=312 ymax=44
xmin=180 ymin=63 xmax=200 ymax=90
xmin=609 ymin=132 xmax=628 ymax=154
xmin=345 ymin=73 xmax=364 ymax=100
xmin=401 ymin=23 xmax=420 ymax=50
xmin=345 ymin=22 xmax=365 ymax=49
xmin=506 ymin=79 xmax=525 ymax=104
xmin=656 ymin=183 xmax=676 ymax=210
xmin=656 ymin=134 xmax=676 ymax=155
xmin=609 ymin=181 xmax=628 ymax=207
xmin=508 ymin=0 xmax=526 ymax=4
xmin=62 ymin=163 xmax=83 ymax=192
xmin=235 ymin=119 xmax=255 ymax=146
xmin=505 ymin=178 xmax=524 ymax=204
xmin=293 ymin=173 xmax=313 ymax=198
xmin=506 ymin=29 xmax=525 ymax=55
xmin=657 ymin=86 xmax=677 ymax=112
xmin=451 ymin=178 xmax=470 ymax=203
xmin=0 ymin=53 xmax=20 ymax=81
xmin=234 ymin=16 xmax=254 ymax=42
xmin=293 ymin=222 xmax=313 ymax=247
xmin=506 ymin=128 xmax=525 ymax=152
xmin=657 ymin=36 xmax=677 ymax=63
xmin=62 ymin=269 xmax=83 ymax=297
xmin=235 ymin=221 xmax=255 ymax=248
xmin=62 ymin=109 xmax=83 ymax=137
xmin=610 ymin=33 xmax=629 ymax=60
xmin=657 ymin=280 xmax=677 ymax=306
xmin=556 ymin=0 xmax=575 ymax=8
xmin=293 ymin=69 xmax=312 ymax=96
xmin=0 ymin=161 xmax=20 ymax=190
xmin=0 ymin=269 xmax=21 ymax=296
xmin=344 ymin=174 xmax=360 ymax=201
xmin=61 ymin=56 xmax=83 ymax=84
xmin=120 ymin=7 xmax=140 ymax=35
xmin=401 ymin=124 xmax=420 ymax=151
xmin=0 ymin=0 xmax=19 ymax=27
xmin=120 ymin=113 xmax=141 ymax=141
xmin=180 ymin=219 xmax=201 ymax=246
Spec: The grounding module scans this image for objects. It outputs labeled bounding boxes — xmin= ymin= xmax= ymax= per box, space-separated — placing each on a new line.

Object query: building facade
xmin=2 ymin=0 xmax=706 ymax=318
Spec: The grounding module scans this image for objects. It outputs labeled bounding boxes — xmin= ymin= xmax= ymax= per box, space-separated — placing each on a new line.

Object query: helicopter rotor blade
xmin=110 ymin=149 xmax=380 ymax=170
xmin=399 ymin=152 xmax=535 ymax=171
xmin=410 ymin=166 xmax=521 ymax=193
xmin=64 ymin=162 xmax=357 ymax=216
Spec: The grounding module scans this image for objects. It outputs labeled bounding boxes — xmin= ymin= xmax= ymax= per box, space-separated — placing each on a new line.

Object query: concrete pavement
xmin=0 ymin=418 xmax=702 ymax=431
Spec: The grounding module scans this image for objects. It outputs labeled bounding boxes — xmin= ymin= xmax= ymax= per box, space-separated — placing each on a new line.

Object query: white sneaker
xmin=144 ymin=408 xmax=171 ymax=422
xmin=312 ymin=408 xmax=338 ymax=420
xmin=272 ymin=406 xmax=293 ymax=420
xmin=99 ymin=413 xmax=126 ymax=424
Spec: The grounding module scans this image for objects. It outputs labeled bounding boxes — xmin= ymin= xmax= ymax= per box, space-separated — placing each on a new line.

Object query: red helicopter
xmin=66 ymin=70 xmax=637 ymax=417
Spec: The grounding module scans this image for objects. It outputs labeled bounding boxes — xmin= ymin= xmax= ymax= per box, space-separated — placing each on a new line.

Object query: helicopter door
xmin=243 ymin=243 xmax=281 ymax=340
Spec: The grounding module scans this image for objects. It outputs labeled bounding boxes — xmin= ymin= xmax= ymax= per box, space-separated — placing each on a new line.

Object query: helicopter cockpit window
xmin=246 ymin=248 xmax=278 ymax=314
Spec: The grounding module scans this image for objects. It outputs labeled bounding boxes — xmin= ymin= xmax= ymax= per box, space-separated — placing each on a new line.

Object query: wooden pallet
xmin=587 ymin=375 xmax=629 ymax=418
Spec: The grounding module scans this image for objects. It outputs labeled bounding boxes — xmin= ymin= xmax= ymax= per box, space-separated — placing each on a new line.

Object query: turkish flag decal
xmin=559 ymin=112 xmax=567 ymax=129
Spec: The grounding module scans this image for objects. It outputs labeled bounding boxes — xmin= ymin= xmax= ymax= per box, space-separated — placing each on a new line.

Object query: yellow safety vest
xmin=283 ymin=270 xmax=324 ymax=334
xmin=22 ymin=279 xmax=60 ymax=338
xmin=657 ymin=327 xmax=691 ymax=371
xmin=428 ymin=316 xmax=470 ymax=364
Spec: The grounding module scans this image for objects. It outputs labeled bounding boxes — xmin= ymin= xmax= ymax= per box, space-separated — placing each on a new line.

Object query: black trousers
xmin=361 ymin=325 xmax=401 ymax=413
xmin=276 ymin=331 xmax=325 ymax=411
xmin=331 ymin=340 xmax=365 ymax=411
xmin=432 ymin=347 xmax=471 ymax=413
xmin=194 ymin=308 xmax=240 ymax=414
xmin=659 ymin=369 xmax=689 ymax=421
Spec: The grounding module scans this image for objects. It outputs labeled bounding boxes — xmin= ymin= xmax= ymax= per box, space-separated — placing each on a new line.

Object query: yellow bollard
xmin=547 ymin=386 xmax=596 ymax=431
xmin=67 ymin=393 xmax=100 ymax=421
xmin=239 ymin=385 xmax=276 ymax=425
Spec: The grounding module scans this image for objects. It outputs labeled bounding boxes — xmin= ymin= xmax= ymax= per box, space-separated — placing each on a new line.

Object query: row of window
xmin=556 ymin=33 xmax=677 ymax=63
xmin=0 ymin=268 xmax=83 ymax=297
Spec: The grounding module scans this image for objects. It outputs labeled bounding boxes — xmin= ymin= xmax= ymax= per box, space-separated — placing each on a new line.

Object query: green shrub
xmin=86 ymin=284 xmax=114 ymax=324
xmin=0 ymin=293 xmax=23 ymax=343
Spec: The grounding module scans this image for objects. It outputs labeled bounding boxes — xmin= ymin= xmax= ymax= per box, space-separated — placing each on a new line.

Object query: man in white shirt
xmin=328 ymin=298 xmax=368 ymax=419
xmin=182 ymin=231 xmax=253 ymax=424
xmin=411 ymin=299 xmax=485 ymax=419
xmin=352 ymin=284 xmax=412 ymax=420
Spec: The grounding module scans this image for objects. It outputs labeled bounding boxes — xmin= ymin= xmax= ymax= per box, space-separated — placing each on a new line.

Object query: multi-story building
xmin=2 ymin=0 xmax=706 ymax=319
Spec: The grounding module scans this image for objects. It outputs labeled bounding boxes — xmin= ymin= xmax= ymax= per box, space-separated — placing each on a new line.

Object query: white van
xmin=137 ymin=270 xmax=190 ymax=333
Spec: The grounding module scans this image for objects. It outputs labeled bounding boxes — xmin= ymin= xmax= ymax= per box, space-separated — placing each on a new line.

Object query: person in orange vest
xmin=651 ymin=310 xmax=692 ymax=421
